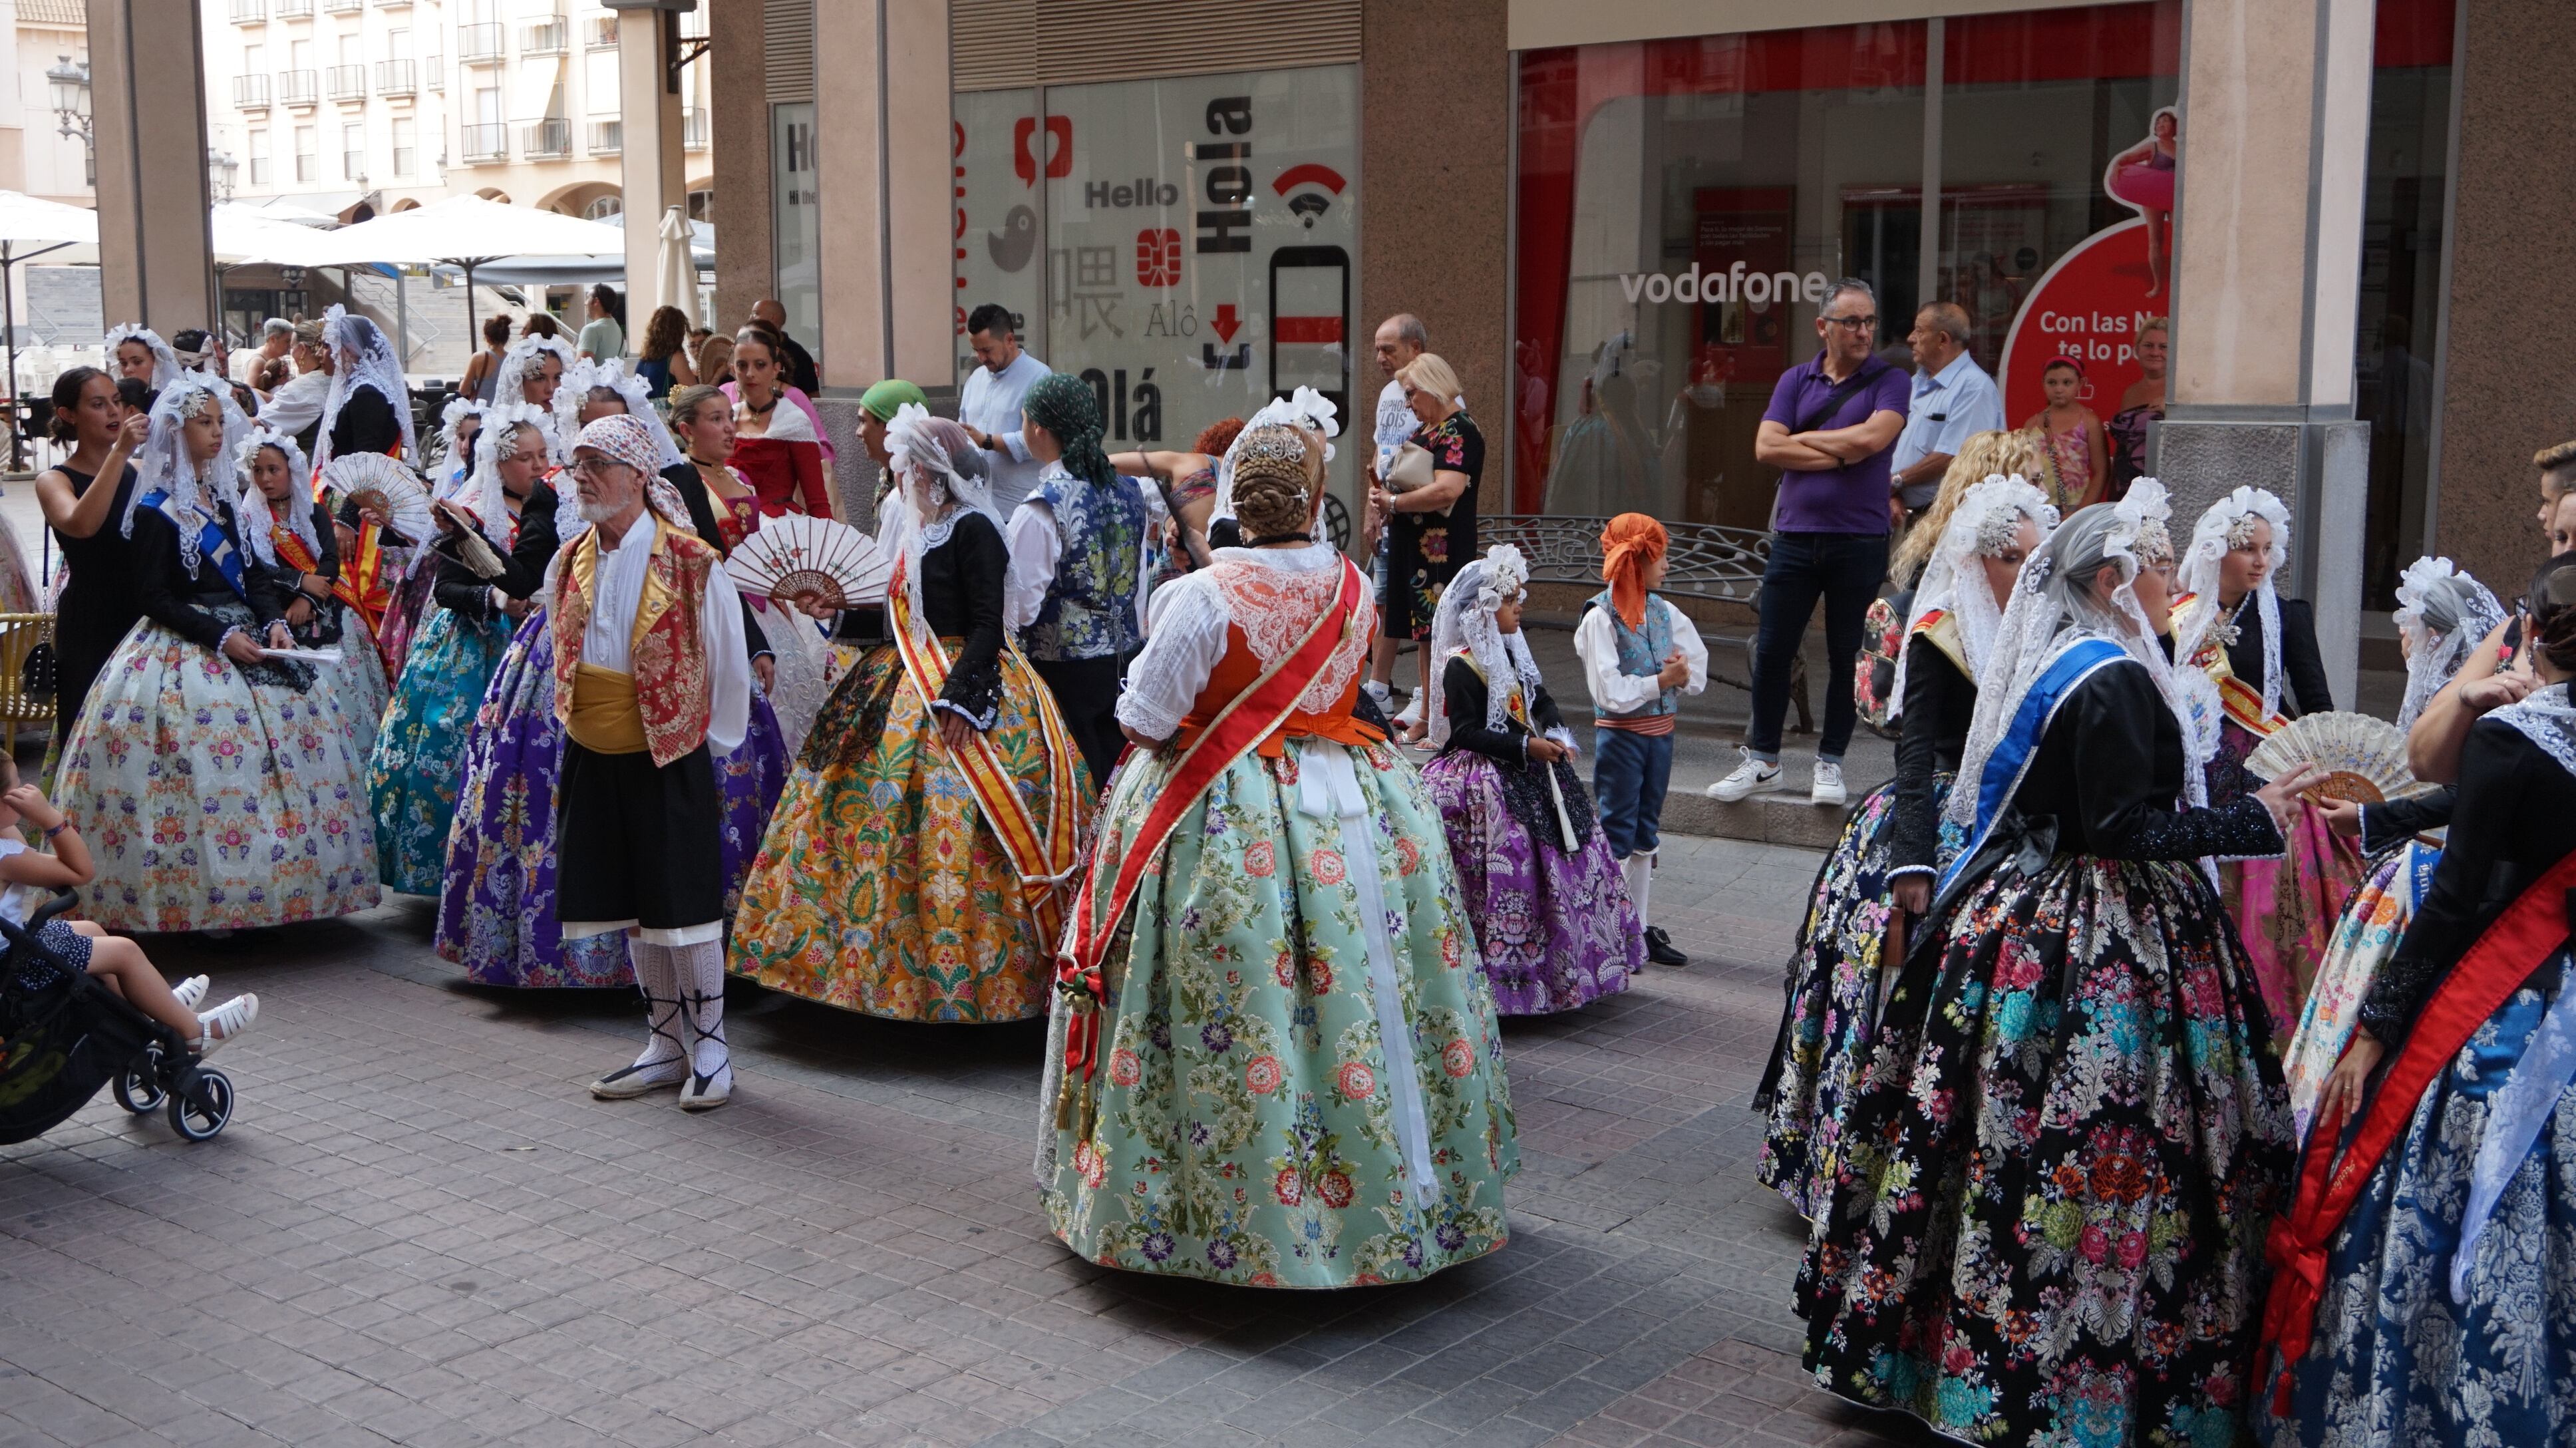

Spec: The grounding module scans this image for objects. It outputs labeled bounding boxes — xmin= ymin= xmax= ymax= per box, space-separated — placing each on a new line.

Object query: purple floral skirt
xmin=436 ymin=610 xmax=788 ymax=987
xmin=1420 ymin=749 xmax=1639 ymax=1015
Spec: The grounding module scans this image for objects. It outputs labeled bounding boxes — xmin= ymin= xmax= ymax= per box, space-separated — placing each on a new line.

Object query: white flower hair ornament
xmin=1475 ymin=544 xmax=1531 ymax=612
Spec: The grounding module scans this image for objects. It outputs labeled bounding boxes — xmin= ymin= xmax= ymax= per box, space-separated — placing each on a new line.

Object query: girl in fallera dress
xmin=1756 ymin=473 xmax=2055 ymax=1221
xmin=1036 ymin=423 xmax=1516 ymax=1288
xmin=730 ymin=406 xmax=1087 ymax=1022
xmin=236 ymin=431 xmax=392 ymax=747
xmin=55 ymin=375 xmax=380 ymax=933
xmin=2171 ymin=486 xmax=2355 ymax=1029
xmin=1799 ymin=482 xmax=2311 ymax=1445
xmin=1418 ymin=544 xmax=1641 ymax=1015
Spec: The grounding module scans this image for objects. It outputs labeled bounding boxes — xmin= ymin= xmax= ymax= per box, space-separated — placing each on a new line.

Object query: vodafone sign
xmin=1996 ymin=218 xmax=2160 ymax=425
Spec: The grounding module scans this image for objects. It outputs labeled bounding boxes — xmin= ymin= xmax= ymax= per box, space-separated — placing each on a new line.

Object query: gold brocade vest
xmin=550 ymin=518 xmax=719 ymax=767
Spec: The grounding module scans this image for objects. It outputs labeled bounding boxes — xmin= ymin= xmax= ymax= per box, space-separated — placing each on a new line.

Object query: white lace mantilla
xmin=1116 ymin=543 xmax=1369 ymax=739
xmin=2488 ymin=681 xmax=2576 ymax=779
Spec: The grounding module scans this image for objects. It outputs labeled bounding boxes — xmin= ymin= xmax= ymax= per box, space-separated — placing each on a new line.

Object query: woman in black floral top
xmin=1372 ymin=352 xmax=1481 ymax=734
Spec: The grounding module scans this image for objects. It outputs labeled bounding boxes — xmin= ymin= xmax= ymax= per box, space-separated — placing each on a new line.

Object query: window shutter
xmin=953 ymin=0 xmax=1360 ymax=91
xmin=764 ymin=0 xmax=815 ymax=104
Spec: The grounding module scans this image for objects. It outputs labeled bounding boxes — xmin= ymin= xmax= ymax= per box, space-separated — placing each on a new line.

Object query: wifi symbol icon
xmin=1287 ymin=194 xmax=1331 ymax=227
xmin=1271 ymin=163 xmax=1347 ymax=230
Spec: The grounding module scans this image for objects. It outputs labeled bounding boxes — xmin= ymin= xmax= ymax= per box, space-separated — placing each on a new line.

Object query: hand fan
xmin=725 ymin=514 xmax=892 ymax=612
xmin=323 ymin=452 xmax=434 ymax=545
xmin=2243 ymin=710 xmax=2432 ymax=805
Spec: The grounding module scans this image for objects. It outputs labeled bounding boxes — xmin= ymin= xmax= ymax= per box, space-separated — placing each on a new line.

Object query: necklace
xmin=2211 ymin=595 xmax=2247 ymax=649
xmin=1247 ymin=530 xmax=1312 ymax=548
xmin=742 ymin=393 xmax=778 ymax=418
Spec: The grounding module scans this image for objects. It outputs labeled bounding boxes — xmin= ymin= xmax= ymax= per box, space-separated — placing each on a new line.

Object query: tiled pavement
xmin=0 ymin=834 xmax=1939 ymax=1448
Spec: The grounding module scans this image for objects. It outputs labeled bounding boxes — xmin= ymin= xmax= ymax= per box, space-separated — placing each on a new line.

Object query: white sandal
xmin=194 ymin=994 xmax=258 ymax=1055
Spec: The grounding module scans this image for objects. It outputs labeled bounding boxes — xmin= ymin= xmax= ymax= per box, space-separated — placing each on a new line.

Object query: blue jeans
xmin=1748 ymin=530 xmax=1889 ymax=763
xmin=1592 ymin=728 xmax=1673 ymax=860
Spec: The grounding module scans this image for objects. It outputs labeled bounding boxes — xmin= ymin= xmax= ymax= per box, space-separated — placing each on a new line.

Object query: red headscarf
xmin=1600 ymin=514 xmax=1667 ymax=630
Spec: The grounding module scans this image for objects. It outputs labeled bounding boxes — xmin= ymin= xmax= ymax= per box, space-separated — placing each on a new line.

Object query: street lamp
xmin=46 ymin=55 xmax=90 ymax=188
xmin=209 ymin=147 xmax=238 ymax=202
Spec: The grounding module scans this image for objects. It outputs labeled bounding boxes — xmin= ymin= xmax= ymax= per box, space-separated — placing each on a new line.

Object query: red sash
xmin=1053 ymin=558 xmax=1367 ymax=1089
xmin=2258 ymin=846 xmax=2576 ymax=1409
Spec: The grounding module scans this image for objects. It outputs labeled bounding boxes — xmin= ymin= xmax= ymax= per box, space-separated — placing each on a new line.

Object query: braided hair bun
xmin=1229 ymin=424 xmax=1321 ymax=539
xmin=2530 ymin=553 xmax=2576 ymax=673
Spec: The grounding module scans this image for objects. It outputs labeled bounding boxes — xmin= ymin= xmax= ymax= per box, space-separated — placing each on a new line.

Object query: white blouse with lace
xmin=1115 ymin=542 xmax=1369 ymax=741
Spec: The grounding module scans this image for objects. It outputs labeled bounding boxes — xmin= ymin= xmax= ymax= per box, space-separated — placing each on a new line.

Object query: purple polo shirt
xmin=1760 ymin=355 xmax=1912 ymax=534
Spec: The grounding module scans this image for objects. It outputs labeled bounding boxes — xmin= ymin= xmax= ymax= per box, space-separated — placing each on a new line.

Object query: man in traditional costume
xmin=554 ymin=414 xmax=754 ymax=1111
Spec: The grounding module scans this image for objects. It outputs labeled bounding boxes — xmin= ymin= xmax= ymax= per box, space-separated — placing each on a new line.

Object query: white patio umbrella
xmin=466 ymin=213 xmax=714 ymax=291
xmin=291 ymin=195 xmax=632 ymax=337
xmin=209 ymin=203 xmax=341 ymax=268
xmin=655 ymin=206 xmax=698 ymax=328
xmin=0 ymin=192 xmax=100 ymax=466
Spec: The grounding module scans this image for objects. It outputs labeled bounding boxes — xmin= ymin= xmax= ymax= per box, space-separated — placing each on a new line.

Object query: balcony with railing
xmin=321 ymin=0 xmax=361 ymax=13
xmin=278 ymin=69 xmax=318 ymax=106
xmin=520 ymin=19 xmax=567 ymax=57
xmin=274 ymin=0 xmax=311 ymax=15
xmin=228 ymin=0 xmax=265 ymax=23
xmin=375 ymin=0 xmax=411 ymax=7
xmin=682 ymin=107 xmax=707 ymax=150
xmin=460 ymin=122 xmax=507 ymax=161
xmin=585 ymin=16 xmax=617 ymax=48
xmin=424 ymin=55 xmax=443 ymax=89
xmin=233 ymin=74 xmax=272 ymax=108
xmin=458 ymin=23 xmax=504 ymax=64
xmin=375 ymin=59 xmax=414 ymax=96
xmin=587 ymin=120 xmax=620 ymax=156
xmin=519 ymin=118 xmax=570 ymax=159
xmin=325 ymin=64 xmax=365 ymax=100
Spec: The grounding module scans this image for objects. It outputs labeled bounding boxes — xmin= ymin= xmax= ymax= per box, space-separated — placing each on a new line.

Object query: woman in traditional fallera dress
xmin=730 ymin=407 xmax=1085 ymax=1021
xmin=1798 ymin=484 xmax=2312 ymax=1445
xmin=2172 ymin=486 xmax=2358 ymax=1029
xmin=2260 ymin=554 xmax=2576 ymax=1447
xmin=237 ymin=431 xmax=392 ymax=746
xmin=367 ymin=428 xmax=553 ymax=894
xmin=1035 ymin=423 xmax=1518 ymax=1289
xmin=2278 ymin=557 xmax=2502 ymax=1140
xmin=1756 ymin=473 xmax=2056 ymax=1222
xmin=1418 ymin=544 xmax=1641 ymax=1015
xmin=55 ymin=375 xmax=379 ymax=933
xmin=434 ymin=388 xmax=786 ymax=988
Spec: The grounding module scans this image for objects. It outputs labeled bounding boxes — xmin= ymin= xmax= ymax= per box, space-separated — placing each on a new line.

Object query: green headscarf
xmin=1023 ymin=372 xmax=1115 ymax=488
xmin=860 ymin=378 xmax=925 ymax=422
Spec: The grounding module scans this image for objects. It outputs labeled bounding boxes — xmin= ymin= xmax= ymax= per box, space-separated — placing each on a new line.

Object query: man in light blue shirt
xmin=1889 ymin=301 xmax=2002 ymax=517
xmin=957 ymin=301 xmax=1054 ymax=513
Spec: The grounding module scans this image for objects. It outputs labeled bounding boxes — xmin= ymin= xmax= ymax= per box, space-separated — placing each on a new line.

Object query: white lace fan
xmin=322 ymin=452 xmax=434 ymax=544
xmin=725 ymin=514 xmax=891 ymax=612
xmin=2244 ymin=711 xmax=2432 ymax=805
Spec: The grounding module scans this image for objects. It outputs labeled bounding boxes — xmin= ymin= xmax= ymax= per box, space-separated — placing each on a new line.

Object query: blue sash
xmin=2402 ymin=840 xmax=2442 ymax=914
xmin=140 ymin=488 xmax=248 ymax=599
xmin=1939 ymin=636 xmax=2128 ymax=894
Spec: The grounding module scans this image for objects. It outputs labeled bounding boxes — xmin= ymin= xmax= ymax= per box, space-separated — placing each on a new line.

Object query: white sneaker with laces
xmin=1811 ymin=761 xmax=1847 ymax=807
xmin=1363 ymin=679 xmax=1393 ymax=711
xmin=1705 ymin=751 xmax=1780 ymax=803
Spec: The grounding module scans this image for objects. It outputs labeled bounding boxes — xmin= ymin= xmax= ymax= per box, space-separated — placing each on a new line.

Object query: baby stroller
xmin=0 ymin=889 xmax=236 ymax=1145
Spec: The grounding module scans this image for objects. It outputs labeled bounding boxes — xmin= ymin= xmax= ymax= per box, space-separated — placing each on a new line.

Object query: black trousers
xmin=1032 ymin=654 xmax=1125 ymax=789
xmin=558 ymin=740 xmax=724 ymax=930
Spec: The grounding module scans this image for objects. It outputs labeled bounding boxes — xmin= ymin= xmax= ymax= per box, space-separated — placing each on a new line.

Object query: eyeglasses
xmin=1823 ymin=315 xmax=1878 ymax=332
xmin=567 ymin=456 xmax=626 ymax=478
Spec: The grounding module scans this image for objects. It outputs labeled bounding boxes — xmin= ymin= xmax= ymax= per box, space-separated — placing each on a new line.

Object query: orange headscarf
xmin=1600 ymin=513 xmax=1667 ymax=630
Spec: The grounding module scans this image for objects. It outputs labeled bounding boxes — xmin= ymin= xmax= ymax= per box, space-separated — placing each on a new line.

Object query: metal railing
xmin=459 ymin=122 xmax=506 ymax=161
xmin=519 ymin=118 xmax=570 ymax=158
xmin=520 ymin=19 xmax=567 ymax=55
xmin=375 ymin=59 xmax=414 ymax=95
xmin=587 ymin=120 xmax=620 ymax=156
xmin=682 ymin=106 xmax=708 ymax=150
xmin=277 ymin=68 xmax=318 ymax=104
xmin=375 ymin=0 xmax=411 ymax=7
xmin=274 ymin=0 xmax=311 ymax=15
xmin=232 ymin=74 xmax=272 ymax=107
xmin=228 ymin=0 xmax=265 ymax=22
xmin=325 ymin=64 xmax=365 ymax=100
xmin=585 ymin=16 xmax=617 ymax=47
xmin=458 ymin=23 xmax=503 ymax=63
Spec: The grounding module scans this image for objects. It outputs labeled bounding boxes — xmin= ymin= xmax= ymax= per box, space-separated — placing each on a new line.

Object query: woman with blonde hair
xmin=1889 ymin=429 xmax=2050 ymax=586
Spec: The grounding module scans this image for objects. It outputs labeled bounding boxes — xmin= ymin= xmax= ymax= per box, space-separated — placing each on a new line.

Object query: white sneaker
xmin=1811 ymin=761 xmax=1847 ymax=807
xmin=171 ymin=975 xmax=212 ymax=1011
xmin=1705 ymin=751 xmax=1780 ymax=803
xmin=194 ymin=994 xmax=258 ymax=1055
xmin=1363 ymin=679 xmax=1393 ymax=711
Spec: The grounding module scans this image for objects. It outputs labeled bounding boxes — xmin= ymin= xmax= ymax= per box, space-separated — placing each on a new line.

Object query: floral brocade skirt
xmin=2280 ymin=842 xmax=2434 ymax=1142
xmin=435 ymin=610 xmax=786 ymax=988
xmin=1418 ymin=749 xmax=1638 ymax=1015
xmin=1756 ymin=775 xmax=1955 ymax=1222
xmin=1799 ymin=850 xmax=2293 ymax=1447
xmin=370 ymin=608 xmax=513 ymax=894
xmin=728 ymin=641 xmax=1084 ymax=1023
xmin=320 ymin=608 xmax=393 ymax=753
xmin=1033 ymin=736 xmax=1520 ymax=1289
xmin=57 ymin=613 xmax=379 ymax=933
xmin=2212 ymin=721 xmax=2367 ymax=1035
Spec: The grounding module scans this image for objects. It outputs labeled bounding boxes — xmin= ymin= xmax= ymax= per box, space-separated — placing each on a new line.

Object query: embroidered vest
xmin=550 ymin=519 xmax=719 ymax=768
xmin=1589 ymin=588 xmax=1677 ymax=720
xmin=1023 ymin=474 xmax=1146 ymax=662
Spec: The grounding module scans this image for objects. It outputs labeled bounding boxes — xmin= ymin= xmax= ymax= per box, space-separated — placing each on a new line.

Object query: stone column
xmin=86 ymin=0 xmax=216 ymax=332
xmin=2162 ymin=0 xmax=2376 ymax=705
xmin=616 ymin=3 xmax=689 ymax=331
xmin=706 ymin=0 xmax=772 ymax=332
xmin=810 ymin=0 xmax=952 ymax=516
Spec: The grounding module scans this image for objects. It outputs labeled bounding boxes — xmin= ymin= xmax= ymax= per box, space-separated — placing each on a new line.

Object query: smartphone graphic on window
xmin=1268 ymin=246 xmax=1351 ymax=423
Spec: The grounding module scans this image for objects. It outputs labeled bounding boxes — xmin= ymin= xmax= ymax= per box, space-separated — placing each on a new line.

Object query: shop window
xmin=770 ymin=102 xmax=820 ymax=371
xmin=2356 ymin=0 xmax=2456 ymax=608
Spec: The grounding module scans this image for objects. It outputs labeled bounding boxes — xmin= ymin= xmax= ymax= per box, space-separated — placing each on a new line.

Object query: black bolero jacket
xmin=1891 ymin=634 xmax=1975 ymax=874
xmin=2228 ymin=595 xmax=2334 ymax=719
xmin=431 ymin=481 xmax=564 ymax=623
xmin=1433 ymin=652 xmax=1593 ymax=850
xmin=919 ymin=510 xmax=1011 ymax=727
xmin=2003 ymin=657 xmax=2283 ymax=863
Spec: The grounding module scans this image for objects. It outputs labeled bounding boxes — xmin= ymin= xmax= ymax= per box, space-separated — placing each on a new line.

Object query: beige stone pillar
xmin=614 ymin=3 xmax=688 ymax=334
xmin=2161 ymin=0 xmax=2377 ymax=703
xmin=86 ymin=0 xmax=216 ymax=332
xmin=706 ymin=0 xmax=772 ymax=332
xmin=812 ymin=0 xmax=952 ymax=513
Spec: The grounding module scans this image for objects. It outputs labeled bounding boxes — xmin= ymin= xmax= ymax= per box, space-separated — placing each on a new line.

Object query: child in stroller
xmin=0 ymin=759 xmax=258 ymax=1052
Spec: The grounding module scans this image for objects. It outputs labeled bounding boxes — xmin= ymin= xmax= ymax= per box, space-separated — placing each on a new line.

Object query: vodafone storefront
xmin=1510 ymin=0 xmax=2459 ymax=614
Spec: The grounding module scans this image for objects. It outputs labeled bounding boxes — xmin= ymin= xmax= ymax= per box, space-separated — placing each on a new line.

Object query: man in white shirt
xmin=257 ymin=320 xmax=335 ymax=447
xmin=1887 ymin=301 xmax=2003 ymax=520
xmin=1363 ymin=313 xmax=1427 ymax=707
xmin=955 ymin=303 xmax=1053 ymax=514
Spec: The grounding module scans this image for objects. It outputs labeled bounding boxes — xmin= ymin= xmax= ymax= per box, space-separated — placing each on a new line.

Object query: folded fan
xmin=724 ymin=514 xmax=891 ymax=612
xmin=322 ymin=452 xmax=434 ymax=545
xmin=2244 ymin=710 xmax=2432 ymax=805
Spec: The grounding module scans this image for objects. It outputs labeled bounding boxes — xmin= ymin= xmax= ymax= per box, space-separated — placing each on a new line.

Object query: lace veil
xmin=236 ymin=431 xmax=317 ymax=569
xmin=1424 ymin=545 xmax=1549 ymax=749
xmin=122 ymin=373 xmax=250 ymax=578
xmin=104 ymin=323 xmax=180 ymax=390
xmin=2394 ymin=556 xmax=2507 ymax=731
xmin=313 ymin=303 xmax=416 ymax=474
xmin=2172 ymin=485 xmax=2293 ymax=722
xmin=882 ymin=402 xmax=1001 ymax=639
